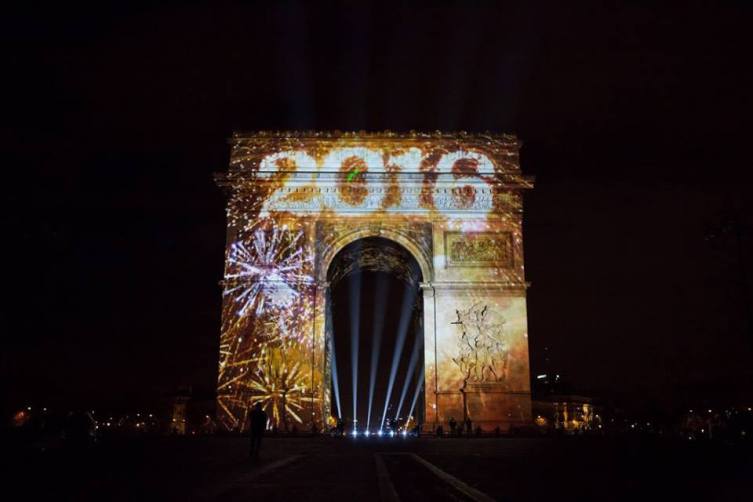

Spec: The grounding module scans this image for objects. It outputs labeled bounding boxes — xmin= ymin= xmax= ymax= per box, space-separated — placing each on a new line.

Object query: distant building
xmin=533 ymin=395 xmax=598 ymax=432
xmin=167 ymin=386 xmax=217 ymax=435
xmin=531 ymin=373 xmax=600 ymax=433
xmin=170 ymin=387 xmax=191 ymax=435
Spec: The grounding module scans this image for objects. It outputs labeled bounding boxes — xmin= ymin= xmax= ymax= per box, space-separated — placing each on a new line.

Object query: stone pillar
xmin=313 ymin=281 xmax=329 ymax=429
xmin=420 ymin=282 xmax=438 ymax=430
xmin=429 ymin=284 xmax=532 ymax=431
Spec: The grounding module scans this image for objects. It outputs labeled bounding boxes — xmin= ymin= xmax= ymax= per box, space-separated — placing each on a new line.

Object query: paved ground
xmin=6 ymin=435 xmax=752 ymax=501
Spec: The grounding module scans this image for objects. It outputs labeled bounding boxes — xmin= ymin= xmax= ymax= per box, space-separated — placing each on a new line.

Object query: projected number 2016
xmin=255 ymin=147 xmax=504 ymax=216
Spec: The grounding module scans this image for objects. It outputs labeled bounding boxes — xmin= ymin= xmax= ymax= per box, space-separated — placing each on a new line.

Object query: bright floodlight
xmin=394 ymin=334 xmax=423 ymax=421
xmin=402 ymin=430 xmax=407 ymax=437
xmin=377 ymin=429 xmax=383 ymax=436
xmin=367 ymin=274 xmax=388 ymax=432
xmin=348 ymin=269 xmax=361 ymax=430
xmin=380 ymin=285 xmax=418 ymax=430
xmin=406 ymin=378 xmax=424 ymax=426
xmin=327 ymin=307 xmax=343 ymax=418
xmin=389 ymin=430 xmax=395 ymax=437
xmin=351 ymin=430 xmax=358 ymax=437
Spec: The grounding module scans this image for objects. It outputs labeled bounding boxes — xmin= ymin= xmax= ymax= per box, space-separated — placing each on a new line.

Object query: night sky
xmin=3 ymin=1 xmax=752 ymax=417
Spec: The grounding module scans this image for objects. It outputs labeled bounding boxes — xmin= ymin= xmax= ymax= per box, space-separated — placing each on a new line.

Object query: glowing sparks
xmin=224 ymin=226 xmax=311 ymax=317
xmin=246 ymin=346 xmax=311 ymax=426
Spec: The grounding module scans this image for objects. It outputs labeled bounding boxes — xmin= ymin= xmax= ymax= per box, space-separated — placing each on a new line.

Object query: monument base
xmin=434 ymin=384 xmax=531 ymax=432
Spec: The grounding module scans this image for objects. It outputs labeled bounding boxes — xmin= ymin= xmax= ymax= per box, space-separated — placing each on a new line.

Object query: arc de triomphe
xmin=215 ymin=131 xmax=533 ymax=432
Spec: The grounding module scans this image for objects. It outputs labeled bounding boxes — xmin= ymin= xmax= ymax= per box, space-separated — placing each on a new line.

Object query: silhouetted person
xmin=475 ymin=425 xmax=482 ymax=437
xmin=248 ymin=403 xmax=268 ymax=459
xmin=435 ymin=424 xmax=444 ymax=437
xmin=448 ymin=417 xmax=457 ymax=435
xmin=465 ymin=417 xmax=472 ymax=434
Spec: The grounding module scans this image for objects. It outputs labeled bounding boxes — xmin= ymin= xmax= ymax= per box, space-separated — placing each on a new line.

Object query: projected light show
xmin=216 ymin=131 xmax=533 ymax=433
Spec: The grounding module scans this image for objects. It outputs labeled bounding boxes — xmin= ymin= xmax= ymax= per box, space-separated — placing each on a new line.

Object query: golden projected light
xmin=246 ymin=344 xmax=310 ymax=426
xmin=216 ymin=131 xmax=533 ymax=432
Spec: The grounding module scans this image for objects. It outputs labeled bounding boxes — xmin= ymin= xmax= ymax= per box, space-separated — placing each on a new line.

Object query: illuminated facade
xmin=216 ymin=131 xmax=534 ymax=432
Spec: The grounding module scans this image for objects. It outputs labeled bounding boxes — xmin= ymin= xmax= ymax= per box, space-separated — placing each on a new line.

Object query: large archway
xmin=216 ymin=132 xmax=534 ymax=433
xmin=325 ymin=237 xmax=425 ymax=433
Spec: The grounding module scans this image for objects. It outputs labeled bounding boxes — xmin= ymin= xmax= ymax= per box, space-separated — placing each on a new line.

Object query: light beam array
xmin=380 ymin=283 xmax=418 ymax=430
xmin=393 ymin=330 xmax=423 ymax=421
xmin=366 ymin=273 xmax=388 ymax=431
xmin=348 ymin=269 xmax=361 ymax=429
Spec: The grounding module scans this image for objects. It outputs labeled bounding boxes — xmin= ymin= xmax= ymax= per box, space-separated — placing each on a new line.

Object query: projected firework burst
xmin=217 ymin=222 xmax=317 ymax=431
xmin=224 ymin=226 xmax=310 ymax=317
xmin=247 ymin=343 xmax=309 ymax=425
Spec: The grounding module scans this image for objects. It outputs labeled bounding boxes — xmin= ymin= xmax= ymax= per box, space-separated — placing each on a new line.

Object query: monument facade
xmin=216 ymin=131 xmax=533 ymax=432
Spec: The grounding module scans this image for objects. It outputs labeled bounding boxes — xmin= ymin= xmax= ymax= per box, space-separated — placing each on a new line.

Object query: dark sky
xmin=3 ymin=1 xmax=752 ymax=416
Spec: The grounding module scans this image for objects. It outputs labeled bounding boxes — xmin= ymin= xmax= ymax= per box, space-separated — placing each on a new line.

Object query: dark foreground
xmin=5 ymin=435 xmax=751 ymax=501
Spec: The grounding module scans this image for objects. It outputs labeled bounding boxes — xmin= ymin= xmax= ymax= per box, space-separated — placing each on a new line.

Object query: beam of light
xmin=348 ymin=269 xmax=361 ymax=426
xmin=393 ymin=330 xmax=423 ymax=421
xmin=406 ymin=375 xmax=425 ymax=427
xmin=380 ymin=282 xmax=418 ymax=430
xmin=366 ymin=273 xmax=388 ymax=431
xmin=328 ymin=331 xmax=342 ymax=419
xmin=326 ymin=295 xmax=342 ymax=418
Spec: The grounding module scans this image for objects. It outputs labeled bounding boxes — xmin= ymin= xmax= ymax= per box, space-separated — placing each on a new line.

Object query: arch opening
xmin=325 ymin=237 xmax=425 ymax=434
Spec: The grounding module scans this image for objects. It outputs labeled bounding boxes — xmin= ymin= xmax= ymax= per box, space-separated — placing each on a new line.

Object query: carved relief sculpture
xmin=446 ymin=232 xmax=514 ymax=267
xmin=451 ymin=303 xmax=510 ymax=386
